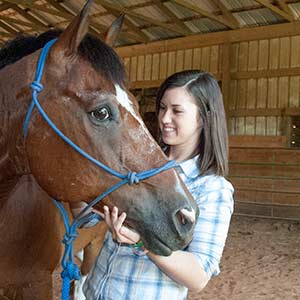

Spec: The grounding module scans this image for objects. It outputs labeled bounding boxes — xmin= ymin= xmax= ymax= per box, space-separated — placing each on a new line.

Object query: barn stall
xmin=1 ymin=1 xmax=300 ymax=300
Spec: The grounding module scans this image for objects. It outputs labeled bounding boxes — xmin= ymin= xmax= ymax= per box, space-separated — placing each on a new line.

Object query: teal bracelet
xmin=129 ymin=241 xmax=144 ymax=249
xmin=129 ymin=241 xmax=148 ymax=256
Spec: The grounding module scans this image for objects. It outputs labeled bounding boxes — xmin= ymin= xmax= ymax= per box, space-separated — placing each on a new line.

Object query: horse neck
xmin=0 ymin=52 xmax=39 ymax=183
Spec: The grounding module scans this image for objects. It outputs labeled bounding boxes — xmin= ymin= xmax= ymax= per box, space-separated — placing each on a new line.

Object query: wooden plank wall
xmin=229 ymin=36 xmax=300 ymax=137
xmin=116 ymin=23 xmax=300 ymax=220
xmin=122 ymin=45 xmax=221 ymax=89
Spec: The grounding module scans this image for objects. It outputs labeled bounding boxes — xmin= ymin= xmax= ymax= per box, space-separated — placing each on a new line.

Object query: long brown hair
xmin=156 ymin=70 xmax=228 ymax=176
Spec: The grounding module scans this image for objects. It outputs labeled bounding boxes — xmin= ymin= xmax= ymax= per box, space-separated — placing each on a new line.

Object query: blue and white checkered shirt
xmin=83 ymin=156 xmax=234 ymax=300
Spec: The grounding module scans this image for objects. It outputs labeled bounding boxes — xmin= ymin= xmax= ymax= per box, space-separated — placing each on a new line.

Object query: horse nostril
xmin=173 ymin=208 xmax=196 ymax=245
xmin=177 ymin=211 xmax=186 ymax=225
xmin=175 ymin=208 xmax=196 ymax=227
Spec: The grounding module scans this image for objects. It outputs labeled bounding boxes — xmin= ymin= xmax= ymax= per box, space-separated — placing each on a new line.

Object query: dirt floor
xmin=188 ymin=215 xmax=300 ymax=300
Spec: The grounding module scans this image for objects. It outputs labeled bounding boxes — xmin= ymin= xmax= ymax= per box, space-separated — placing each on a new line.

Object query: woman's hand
xmin=103 ymin=206 xmax=140 ymax=245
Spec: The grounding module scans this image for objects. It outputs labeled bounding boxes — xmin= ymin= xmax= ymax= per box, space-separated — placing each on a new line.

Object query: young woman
xmin=82 ymin=70 xmax=234 ymax=300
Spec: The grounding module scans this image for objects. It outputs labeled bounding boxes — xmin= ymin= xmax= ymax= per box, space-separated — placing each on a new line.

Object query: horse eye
xmin=90 ymin=107 xmax=111 ymax=121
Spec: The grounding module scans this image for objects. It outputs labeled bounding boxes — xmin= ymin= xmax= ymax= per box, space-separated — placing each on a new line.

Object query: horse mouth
xmin=123 ymin=224 xmax=171 ymax=256
xmin=142 ymin=235 xmax=177 ymax=256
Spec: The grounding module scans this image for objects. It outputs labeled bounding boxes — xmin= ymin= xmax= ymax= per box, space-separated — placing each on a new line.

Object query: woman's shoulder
xmin=194 ymin=174 xmax=234 ymax=193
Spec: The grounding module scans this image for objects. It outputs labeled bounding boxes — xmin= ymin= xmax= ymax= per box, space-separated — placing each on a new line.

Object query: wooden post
xmin=222 ymin=40 xmax=231 ymax=122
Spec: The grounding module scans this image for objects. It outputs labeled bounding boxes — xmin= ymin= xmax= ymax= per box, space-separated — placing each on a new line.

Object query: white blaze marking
xmin=114 ymin=84 xmax=157 ymax=153
xmin=114 ymin=85 xmax=136 ymax=118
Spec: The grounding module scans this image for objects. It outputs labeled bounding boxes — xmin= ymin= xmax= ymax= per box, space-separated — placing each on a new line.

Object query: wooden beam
xmin=228 ymin=108 xmax=300 ymax=117
xmin=127 ymin=72 xmax=222 ymax=88
xmin=255 ymin=0 xmax=295 ymax=22
xmin=228 ymin=108 xmax=283 ymax=117
xmin=171 ymin=0 xmax=237 ymax=29
xmin=229 ymin=135 xmax=287 ymax=148
xmin=277 ymin=0 xmax=292 ymax=13
xmin=222 ymin=41 xmax=231 ymax=116
xmin=47 ymin=0 xmax=146 ymax=42
xmin=152 ymin=0 xmax=193 ymax=35
xmin=7 ymin=3 xmax=52 ymax=28
xmin=97 ymin=5 xmax=149 ymax=43
xmin=211 ymin=0 xmax=239 ymax=29
xmin=285 ymin=107 xmax=300 ymax=116
xmin=0 ymin=19 xmax=22 ymax=33
xmin=231 ymin=67 xmax=300 ymax=79
xmin=129 ymin=79 xmax=164 ymax=89
xmin=116 ymin=22 xmax=300 ymax=57
xmin=0 ymin=31 xmax=14 ymax=37
xmin=45 ymin=0 xmax=101 ymax=36
xmin=4 ymin=0 xmax=73 ymax=19
xmin=0 ymin=2 xmax=12 ymax=11
xmin=0 ymin=15 xmax=48 ymax=30
xmin=95 ymin=0 xmax=187 ymax=35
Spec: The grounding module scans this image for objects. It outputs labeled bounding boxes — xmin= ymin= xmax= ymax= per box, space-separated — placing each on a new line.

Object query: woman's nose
xmin=161 ymin=110 xmax=172 ymax=123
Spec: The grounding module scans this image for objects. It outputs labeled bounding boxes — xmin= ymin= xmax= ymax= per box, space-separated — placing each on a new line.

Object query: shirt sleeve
xmin=186 ymin=185 xmax=234 ymax=279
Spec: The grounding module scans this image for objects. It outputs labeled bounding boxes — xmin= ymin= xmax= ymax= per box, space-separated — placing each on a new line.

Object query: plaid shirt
xmin=83 ymin=156 xmax=234 ymax=300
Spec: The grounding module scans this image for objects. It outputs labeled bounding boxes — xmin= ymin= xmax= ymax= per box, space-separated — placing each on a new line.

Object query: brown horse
xmin=0 ymin=1 xmax=198 ymax=299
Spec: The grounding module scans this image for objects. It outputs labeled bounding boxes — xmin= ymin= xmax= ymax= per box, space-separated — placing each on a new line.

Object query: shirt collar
xmin=176 ymin=155 xmax=200 ymax=179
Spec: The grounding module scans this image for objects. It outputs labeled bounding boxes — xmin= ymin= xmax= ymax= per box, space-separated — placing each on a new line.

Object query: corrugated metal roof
xmin=235 ymin=8 xmax=285 ymax=27
xmin=1 ymin=0 xmax=300 ymax=47
xmin=186 ymin=17 xmax=227 ymax=33
xmin=164 ymin=1 xmax=193 ymax=18
xmin=289 ymin=2 xmax=300 ymax=18
xmin=225 ymin=0 xmax=258 ymax=10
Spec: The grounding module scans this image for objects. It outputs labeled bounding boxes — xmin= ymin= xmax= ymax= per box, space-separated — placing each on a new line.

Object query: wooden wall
xmin=116 ymin=22 xmax=300 ymax=220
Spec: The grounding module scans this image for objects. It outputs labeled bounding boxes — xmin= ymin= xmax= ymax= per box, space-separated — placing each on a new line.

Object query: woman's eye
xmin=90 ymin=107 xmax=111 ymax=121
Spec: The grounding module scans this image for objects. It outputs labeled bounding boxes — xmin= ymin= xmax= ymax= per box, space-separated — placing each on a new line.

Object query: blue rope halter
xmin=24 ymin=39 xmax=176 ymax=300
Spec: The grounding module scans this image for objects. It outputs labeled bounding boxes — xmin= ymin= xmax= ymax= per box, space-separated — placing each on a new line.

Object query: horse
xmin=0 ymin=0 xmax=199 ymax=299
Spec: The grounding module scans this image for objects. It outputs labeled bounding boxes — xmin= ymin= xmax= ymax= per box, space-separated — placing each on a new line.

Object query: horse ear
xmin=51 ymin=0 xmax=92 ymax=57
xmin=103 ymin=14 xmax=124 ymax=47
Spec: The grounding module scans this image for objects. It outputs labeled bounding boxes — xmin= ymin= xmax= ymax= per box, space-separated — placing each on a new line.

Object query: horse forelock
xmin=0 ymin=30 xmax=60 ymax=70
xmin=78 ymin=34 xmax=126 ymax=86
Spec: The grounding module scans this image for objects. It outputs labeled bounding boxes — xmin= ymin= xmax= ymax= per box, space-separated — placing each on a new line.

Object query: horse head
xmin=24 ymin=0 xmax=199 ymax=256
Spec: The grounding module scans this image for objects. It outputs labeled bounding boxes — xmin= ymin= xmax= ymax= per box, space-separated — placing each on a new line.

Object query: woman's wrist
xmin=129 ymin=240 xmax=149 ymax=256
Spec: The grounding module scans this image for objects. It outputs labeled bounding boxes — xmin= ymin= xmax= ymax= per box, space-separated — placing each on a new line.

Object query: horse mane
xmin=0 ymin=30 xmax=126 ymax=85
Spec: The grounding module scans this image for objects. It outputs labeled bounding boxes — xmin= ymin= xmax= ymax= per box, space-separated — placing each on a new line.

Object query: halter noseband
xmin=24 ymin=39 xmax=176 ymax=300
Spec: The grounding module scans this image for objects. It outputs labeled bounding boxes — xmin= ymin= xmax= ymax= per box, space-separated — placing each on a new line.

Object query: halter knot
xmin=127 ymin=171 xmax=139 ymax=185
xmin=62 ymin=231 xmax=78 ymax=245
xmin=30 ymin=81 xmax=44 ymax=93
xmin=61 ymin=262 xmax=81 ymax=280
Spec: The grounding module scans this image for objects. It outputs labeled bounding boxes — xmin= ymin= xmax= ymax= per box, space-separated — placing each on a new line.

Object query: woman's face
xmin=158 ymin=87 xmax=202 ymax=150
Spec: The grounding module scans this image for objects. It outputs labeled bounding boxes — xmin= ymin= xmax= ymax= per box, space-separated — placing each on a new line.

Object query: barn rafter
xmin=0 ymin=0 xmax=300 ymax=47
xmin=152 ymin=0 xmax=193 ymax=35
xmin=210 ymin=0 xmax=240 ymax=29
xmin=171 ymin=0 xmax=238 ymax=29
xmin=255 ymin=0 xmax=295 ymax=22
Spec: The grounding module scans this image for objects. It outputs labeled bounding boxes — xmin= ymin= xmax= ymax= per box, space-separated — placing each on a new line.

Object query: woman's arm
xmin=147 ymin=250 xmax=209 ymax=292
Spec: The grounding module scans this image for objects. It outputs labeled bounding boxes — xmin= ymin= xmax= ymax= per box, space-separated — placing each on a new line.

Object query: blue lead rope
xmin=24 ymin=39 xmax=176 ymax=300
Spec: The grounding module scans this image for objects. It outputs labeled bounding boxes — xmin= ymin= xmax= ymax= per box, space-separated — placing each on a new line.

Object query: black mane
xmin=0 ymin=30 xmax=126 ymax=85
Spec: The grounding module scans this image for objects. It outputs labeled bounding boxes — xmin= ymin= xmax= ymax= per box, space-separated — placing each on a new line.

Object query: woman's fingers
xmin=102 ymin=206 xmax=140 ymax=244
xmin=113 ymin=212 xmax=126 ymax=231
xmin=103 ymin=205 xmax=112 ymax=228
xmin=111 ymin=206 xmax=118 ymax=224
